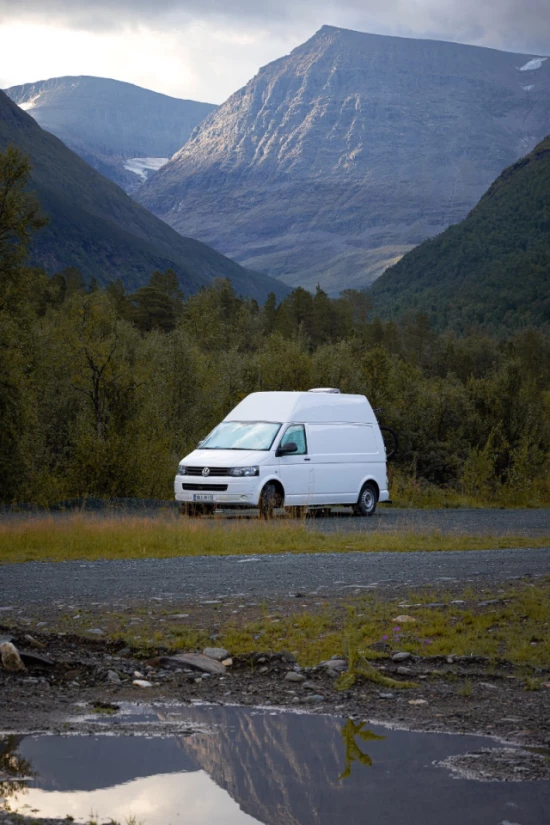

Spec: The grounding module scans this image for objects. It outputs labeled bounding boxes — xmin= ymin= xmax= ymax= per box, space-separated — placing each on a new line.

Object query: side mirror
xmin=276 ymin=441 xmax=298 ymax=457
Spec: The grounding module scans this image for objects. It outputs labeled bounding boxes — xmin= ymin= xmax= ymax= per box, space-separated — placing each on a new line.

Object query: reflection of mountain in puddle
xmin=172 ymin=709 xmax=380 ymax=825
xmin=169 ymin=707 xmax=550 ymax=825
xmin=4 ymin=709 xmax=550 ymax=825
xmin=11 ymin=770 xmax=261 ymax=824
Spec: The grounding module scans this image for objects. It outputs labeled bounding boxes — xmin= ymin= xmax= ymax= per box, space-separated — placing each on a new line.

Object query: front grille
xmin=182 ymin=483 xmax=228 ymax=492
xmin=185 ymin=466 xmax=231 ymax=476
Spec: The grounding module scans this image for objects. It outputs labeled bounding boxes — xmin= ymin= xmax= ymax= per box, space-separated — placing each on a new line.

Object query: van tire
xmin=355 ymin=482 xmax=378 ymax=517
xmin=259 ymin=483 xmax=283 ymax=519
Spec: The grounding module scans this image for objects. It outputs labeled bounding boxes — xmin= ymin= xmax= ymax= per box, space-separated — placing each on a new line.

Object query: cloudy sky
xmin=1 ymin=0 xmax=549 ymax=103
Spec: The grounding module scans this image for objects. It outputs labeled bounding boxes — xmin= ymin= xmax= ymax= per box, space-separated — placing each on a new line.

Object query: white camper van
xmin=174 ymin=389 xmax=389 ymax=517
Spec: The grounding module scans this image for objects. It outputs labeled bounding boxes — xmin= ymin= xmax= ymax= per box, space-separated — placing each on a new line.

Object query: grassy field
xmin=42 ymin=579 xmax=550 ymax=673
xmin=0 ymin=513 xmax=549 ymax=564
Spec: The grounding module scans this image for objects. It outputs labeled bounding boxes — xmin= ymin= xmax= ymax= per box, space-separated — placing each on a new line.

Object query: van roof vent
xmin=308 ymin=387 xmax=341 ymax=394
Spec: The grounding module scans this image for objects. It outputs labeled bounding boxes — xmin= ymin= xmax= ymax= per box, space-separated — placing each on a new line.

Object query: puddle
xmin=2 ymin=705 xmax=549 ymax=824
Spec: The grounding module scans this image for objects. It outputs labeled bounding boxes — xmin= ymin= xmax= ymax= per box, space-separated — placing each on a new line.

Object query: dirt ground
xmin=2 ymin=601 xmax=550 ymax=750
xmin=1 ymin=580 xmax=550 ymax=824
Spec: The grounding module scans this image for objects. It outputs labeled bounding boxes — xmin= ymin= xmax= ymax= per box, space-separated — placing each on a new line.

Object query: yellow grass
xmin=0 ymin=513 xmax=548 ymax=563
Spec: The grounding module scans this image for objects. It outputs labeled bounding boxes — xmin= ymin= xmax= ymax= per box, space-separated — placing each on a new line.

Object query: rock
xmin=259 ymin=666 xmax=269 ymax=674
xmin=397 ymin=666 xmax=413 ymax=676
xmin=408 ymin=699 xmax=428 ymax=706
xmin=24 ymin=634 xmax=47 ymax=649
xmin=392 ymin=615 xmax=417 ymax=623
xmin=117 ymin=647 xmax=131 ymax=657
xmin=203 ymin=647 xmax=229 ymax=661
xmin=478 ymin=599 xmax=501 ymax=607
xmin=281 ymin=650 xmax=297 ymax=663
xmin=392 ymin=652 xmax=412 ymax=662
xmin=222 ymin=658 xmax=233 ymax=667
xmin=0 ymin=642 xmax=25 ymax=672
xmin=132 ymin=679 xmax=153 ymax=688
xmin=302 ymin=681 xmax=319 ymax=690
xmin=106 ymin=670 xmax=122 ymax=685
xmin=159 ymin=653 xmax=226 ymax=675
xmin=284 ymin=672 xmax=306 ymax=683
xmin=134 ymin=670 xmax=144 ymax=678
xmin=0 ymin=635 xmax=14 ymax=645
xmin=169 ymin=614 xmax=190 ymax=619
xmin=378 ymin=692 xmax=394 ymax=699
xmin=451 ymin=600 xmax=466 ymax=605
xmin=303 ymin=694 xmax=325 ymax=703
xmin=85 ymin=628 xmax=105 ymax=637
xmin=19 ymin=651 xmax=55 ymax=667
xmin=319 ymin=659 xmax=347 ymax=672
xmin=427 ymin=603 xmax=447 ymax=609
xmin=479 ymin=682 xmax=498 ymax=690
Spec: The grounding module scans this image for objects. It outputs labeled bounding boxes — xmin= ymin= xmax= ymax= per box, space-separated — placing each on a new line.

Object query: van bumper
xmin=174 ymin=476 xmax=262 ymax=507
xmin=379 ymin=489 xmax=390 ymax=503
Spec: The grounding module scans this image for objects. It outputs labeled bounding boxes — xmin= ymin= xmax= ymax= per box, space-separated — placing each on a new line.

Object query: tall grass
xmin=0 ymin=513 xmax=548 ymax=564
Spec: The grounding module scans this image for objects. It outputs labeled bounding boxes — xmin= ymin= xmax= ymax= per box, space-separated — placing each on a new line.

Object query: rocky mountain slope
xmin=0 ymin=89 xmax=287 ymax=300
xmin=138 ymin=26 xmax=550 ymax=294
xmin=5 ymin=76 xmax=216 ymax=192
xmin=370 ymin=135 xmax=550 ymax=333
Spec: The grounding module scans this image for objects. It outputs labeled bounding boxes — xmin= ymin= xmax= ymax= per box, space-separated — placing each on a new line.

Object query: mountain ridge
xmin=369 ymin=134 xmax=550 ymax=332
xmin=138 ymin=25 xmax=550 ymax=294
xmin=5 ymin=75 xmax=216 ymax=192
xmin=0 ymin=88 xmax=288 ymax=300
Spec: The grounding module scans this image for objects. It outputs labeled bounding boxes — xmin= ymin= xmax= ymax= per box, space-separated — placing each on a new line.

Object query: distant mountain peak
xmin=137 ymin=28 xmax=550 ymax=295
xmin=5 ymin=76 xmax=217 ymax=192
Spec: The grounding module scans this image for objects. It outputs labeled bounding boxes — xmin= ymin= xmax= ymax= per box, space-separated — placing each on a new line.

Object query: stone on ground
xmin=0 ymin=642 xmax=26 ymax=672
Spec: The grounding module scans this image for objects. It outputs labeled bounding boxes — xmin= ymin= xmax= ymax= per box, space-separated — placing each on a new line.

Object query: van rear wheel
xmin=354 ymin=482 xmax=378 ymax=517
xmin=259 ymin=483 xmax=282 ymax=519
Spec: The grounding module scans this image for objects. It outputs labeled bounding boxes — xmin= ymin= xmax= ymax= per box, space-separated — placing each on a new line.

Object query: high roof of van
xmin=224 ymin=392 xmax=376 ymax=424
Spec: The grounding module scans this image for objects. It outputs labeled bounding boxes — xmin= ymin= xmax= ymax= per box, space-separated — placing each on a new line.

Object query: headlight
xmin=176 ymin=464 xmax=187 ymax=475
xmin=229 ymin=466 xmax=259 ymax=477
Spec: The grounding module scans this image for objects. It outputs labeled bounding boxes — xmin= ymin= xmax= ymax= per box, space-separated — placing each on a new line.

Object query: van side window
xmin=280 ymin=424 xmax=307 ymax=455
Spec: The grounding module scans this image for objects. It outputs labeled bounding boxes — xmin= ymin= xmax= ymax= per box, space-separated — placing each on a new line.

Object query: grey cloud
xmin=1 ymin=0 xmax=549 ymax=54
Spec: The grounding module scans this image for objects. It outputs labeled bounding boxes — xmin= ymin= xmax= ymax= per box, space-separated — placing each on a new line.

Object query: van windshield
xmin=201 ymin=421 xmax=282 ymax=451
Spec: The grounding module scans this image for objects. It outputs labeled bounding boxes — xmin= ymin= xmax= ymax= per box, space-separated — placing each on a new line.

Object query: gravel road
xmin=1 ymin=547 xmax=549 ymax=607
xmin=2 ymin=504 xmax=549 ymax=536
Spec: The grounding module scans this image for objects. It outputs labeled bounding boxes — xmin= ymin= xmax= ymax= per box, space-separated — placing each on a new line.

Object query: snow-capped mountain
xmin=5 ymin=76 xmax=216 ymax=192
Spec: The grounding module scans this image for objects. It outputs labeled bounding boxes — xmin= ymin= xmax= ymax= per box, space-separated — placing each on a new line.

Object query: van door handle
xmin=304 ymin=458 xmax=311 ymax=461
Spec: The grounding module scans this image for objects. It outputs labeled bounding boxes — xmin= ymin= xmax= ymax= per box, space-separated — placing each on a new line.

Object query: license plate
xmin=194 ymin=494 xmax=214 ymax=502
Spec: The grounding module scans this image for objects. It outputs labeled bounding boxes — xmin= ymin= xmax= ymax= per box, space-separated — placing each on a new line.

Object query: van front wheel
xmin=259 ymin=483 xmax=282 ymax=519
xmin=354 ymin=482 xmax=378 ymax=517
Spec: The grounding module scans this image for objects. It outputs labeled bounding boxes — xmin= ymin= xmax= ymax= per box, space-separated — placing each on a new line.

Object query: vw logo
xmin=202 ymin=467 xmax=210 ymax=477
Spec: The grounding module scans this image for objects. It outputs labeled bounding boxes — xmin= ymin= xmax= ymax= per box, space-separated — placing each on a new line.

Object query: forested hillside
xmin=370 ymin=136 xmax=550 ymax=333
xmin=2 ymin=147 xmax=548 ymax=506
xmin=0 ymin=91 xmax=286 ymax=301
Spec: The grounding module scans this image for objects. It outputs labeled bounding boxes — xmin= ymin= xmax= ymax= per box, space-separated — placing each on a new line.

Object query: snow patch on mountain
xmin=18 ymin=94 xmax=41 ymax=111
xmin=518 ymin=57 xmax=548 ymax=72
xmin=522 ymin=85 xmax=535 ymax=91
xmin=123 ymin=157 xmax=169 ymax=179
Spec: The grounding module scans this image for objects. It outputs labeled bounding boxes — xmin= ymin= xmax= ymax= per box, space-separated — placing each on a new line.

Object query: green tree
xmin=0 ymin=146 xmax=47 ymax=500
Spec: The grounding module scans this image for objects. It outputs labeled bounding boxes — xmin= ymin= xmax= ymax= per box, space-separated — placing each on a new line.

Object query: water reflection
xmin=2 ymin=705 xmax=550 ymax=825
xmin=338 ymin=719 xmax=385 ymax=779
